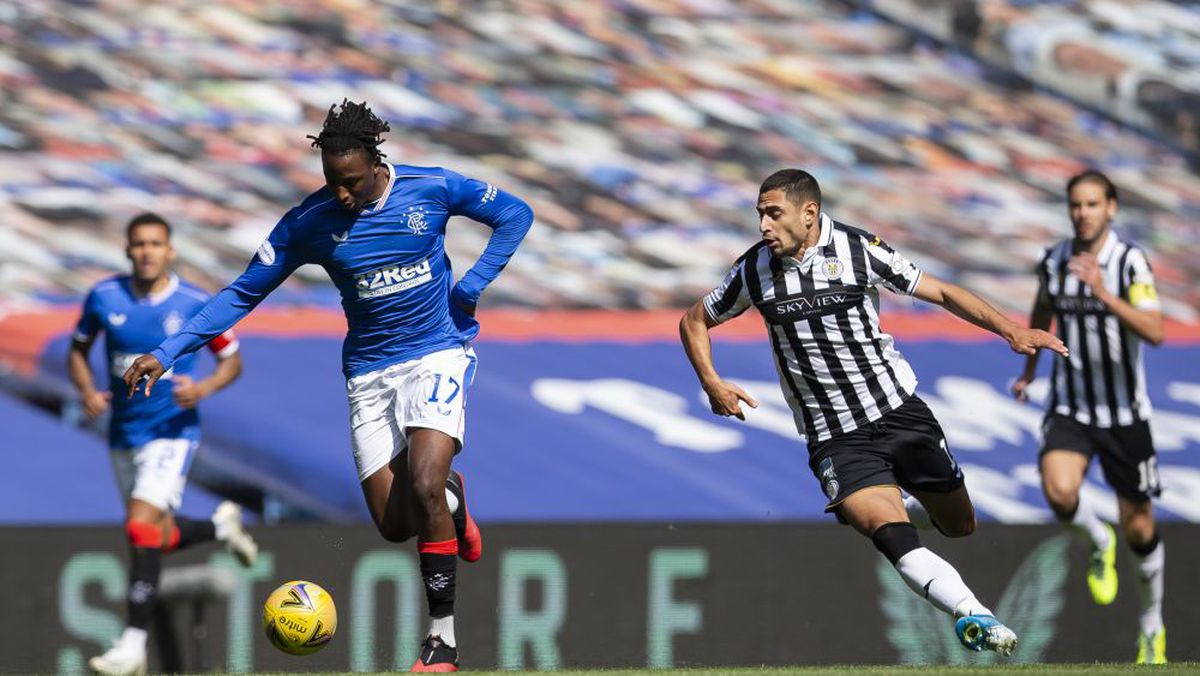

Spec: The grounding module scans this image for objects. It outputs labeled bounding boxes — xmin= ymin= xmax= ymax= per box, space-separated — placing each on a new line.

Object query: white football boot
xmin=213 ymin=501 xmax=258 ymax=567
xmin=88 ymin=634 xmax=147 ymax=676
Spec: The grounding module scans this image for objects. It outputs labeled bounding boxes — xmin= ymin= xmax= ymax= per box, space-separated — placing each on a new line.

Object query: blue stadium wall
xmin=8 ymin=308 xmax=1200 ymax=525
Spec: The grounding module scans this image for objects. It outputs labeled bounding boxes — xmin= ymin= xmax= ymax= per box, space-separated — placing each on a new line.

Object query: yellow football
xmin=262 ymin=580 xmax=337 ymax=655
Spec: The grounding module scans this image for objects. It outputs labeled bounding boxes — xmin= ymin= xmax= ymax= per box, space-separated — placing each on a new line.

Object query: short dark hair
xmin=307 ymin=99 xmax=391 ymax=162
xmin=1066 ymin=169 xmax=1118 ymax=202
xmin=126 ymin=212 xmax=171 ymax=240
xmin=759 ymin=169 xmax=821 ymax=208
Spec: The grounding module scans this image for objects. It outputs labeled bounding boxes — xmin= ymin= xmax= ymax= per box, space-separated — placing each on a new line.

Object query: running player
xmin=69 ymin=212 xmax=256 ymax=676
xmin=681 ymin=169 xmax=1068 ymax=655
xmin=1011 ymin=169 xmax=1167 ymax=664
xmin=122 ymin=100 xmax=533 ymax=672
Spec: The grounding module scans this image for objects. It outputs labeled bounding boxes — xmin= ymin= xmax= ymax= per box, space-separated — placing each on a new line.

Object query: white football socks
xmin=212 ymin=513 xmax=233 ymax=542
xmin=430 ymin=614 xmax=456 ymax=647
xmin=119 ymin=626 xmax=148 ymax=652
xmin=1135 ymin=541 xmax=1165 ymax=636
xmin=903 ymin=495 xmax=933 ymax=530
xmin=895 ymin=547 xmax=992 ymax=618
xmin=1065 ymin=492 xmax=1111 ymax=552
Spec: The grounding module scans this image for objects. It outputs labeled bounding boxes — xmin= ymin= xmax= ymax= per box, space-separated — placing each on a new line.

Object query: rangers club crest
xmin=405 ymin=206 xmax=428 ymax=235
xmin=163 ymin=310 xmax=184 ymax=335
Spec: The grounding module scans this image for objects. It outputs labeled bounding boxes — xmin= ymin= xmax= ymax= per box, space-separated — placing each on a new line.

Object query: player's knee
xmin=125 ymin=519 xmax=163 ymax=549
xmin=939 ymin=512 xmax=976 ymax=538
xmin=1121 ymin=508 xmax=1155 ymax=545
xmin=871 ymin=522 xmax=921 ymax=566
xmin=1041 ymin=480 xmax=1078 ymax=519
xmin=410 ymin=472 xmax=447 ymax=516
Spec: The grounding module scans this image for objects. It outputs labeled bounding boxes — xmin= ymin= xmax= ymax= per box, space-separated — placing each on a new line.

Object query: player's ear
xmin=804 ymin=199 xmax=820 ymax=224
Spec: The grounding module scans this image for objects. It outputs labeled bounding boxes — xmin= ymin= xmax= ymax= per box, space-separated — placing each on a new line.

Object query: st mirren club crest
xmin=820 ymin=257 xmax=845 ymax=280
xmin=405 ymin=205 xmax=429 ymax=235
xmin=162 ymin=310 xmax=184 ymax=335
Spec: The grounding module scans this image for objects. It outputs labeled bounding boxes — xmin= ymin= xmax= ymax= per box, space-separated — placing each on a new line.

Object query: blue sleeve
xmin=151 ymin=216 xmax=307 ymax=370
xmin=73 ymin=288 xmax=103 ymax=342
xmin=443 ymin=169 xmax=534 ymax=307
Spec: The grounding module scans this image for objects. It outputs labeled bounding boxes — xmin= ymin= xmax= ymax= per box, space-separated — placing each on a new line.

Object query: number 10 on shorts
xmin=1137 ymin=457 xmax=1160 ymax=493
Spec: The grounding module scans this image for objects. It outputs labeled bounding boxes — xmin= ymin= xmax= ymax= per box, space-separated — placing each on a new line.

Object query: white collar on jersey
xmin=1096 ymin=229 xmax=1118 ymax=264
xmin=362 ymin=162 xmax=396 ymax=214
xmin=785 ymin=212 xmax=834 ymax=269
xmin=128 ymin=272 xmax=179 ymax=306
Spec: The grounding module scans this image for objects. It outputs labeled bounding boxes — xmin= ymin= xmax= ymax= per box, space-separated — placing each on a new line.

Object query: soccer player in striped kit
xmin=124 ymin=100 xmax=533 ymax=671
xmin=681 ymin=169 xmax=1067 ymax=655
xmin=70 ymin=212 xmax=256 ymax=676
xmin=1011 ymin=169 xmax=1167 ymax=664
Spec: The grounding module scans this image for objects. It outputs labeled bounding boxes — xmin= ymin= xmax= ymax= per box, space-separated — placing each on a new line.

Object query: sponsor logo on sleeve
xmin=481 ymin=184 xmax=497 ymax=204
xmin=107 ymin=312 xmax=127 ymax=327
xmin=257 ymin=240 xmax=276 ymax=265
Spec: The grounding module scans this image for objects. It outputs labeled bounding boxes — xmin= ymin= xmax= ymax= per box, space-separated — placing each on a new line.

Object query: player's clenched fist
xmin=123 ymin=354 xmax=166 ymax=398
xmin=703 ymin=380 xmax=759 ymax=421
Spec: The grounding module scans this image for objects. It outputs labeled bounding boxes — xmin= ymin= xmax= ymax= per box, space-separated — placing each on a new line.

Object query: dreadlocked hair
xmin=307 ymin=99 xmax=391 ymax=160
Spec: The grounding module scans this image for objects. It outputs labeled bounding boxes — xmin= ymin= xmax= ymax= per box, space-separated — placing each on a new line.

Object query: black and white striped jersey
xmin=704 ymin=213 xmax=923 ymax=442
xmin=1037 ymin=231 xmax=1160 ymax=428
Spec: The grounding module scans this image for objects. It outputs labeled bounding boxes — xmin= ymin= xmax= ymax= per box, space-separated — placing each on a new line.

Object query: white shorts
xmin=110 ymin=438 xmax=198 ymax=512
xmin=347 ymin=346 xmax=477 ymax=481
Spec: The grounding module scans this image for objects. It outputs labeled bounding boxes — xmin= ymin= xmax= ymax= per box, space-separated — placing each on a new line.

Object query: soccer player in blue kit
xmin=70 ymin=212 xmax=257 ymax=676
xmin=123 ymin=100 xmax=534 ymax=672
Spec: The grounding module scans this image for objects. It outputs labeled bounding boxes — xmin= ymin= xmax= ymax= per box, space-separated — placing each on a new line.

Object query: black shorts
xmin=1040 ymin=413 xmax=1160 ymax=502
xmin=807 ymin=395 xmax=964 ymax=513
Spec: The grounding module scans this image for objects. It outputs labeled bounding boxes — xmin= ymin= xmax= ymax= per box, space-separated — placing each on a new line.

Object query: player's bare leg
xmin=839 ymin=486 xmax=1016 ymax=655
xmin=1042 ymin=450 xmax=1117 ymax=604
xmin=406 ymin=429 xmax=461 ymax=672
xmin=364 ymin=448 xmax=481 ymax=560
xmin=907 ymin=486 xmax=976 ymax=537
xmin=361 ymin=431 xmax=463 ymax=671
xmin=1119 ymin=496 xmax=1166 ymax=663
xmin=363 ymin=449 xmax=420 ymax=541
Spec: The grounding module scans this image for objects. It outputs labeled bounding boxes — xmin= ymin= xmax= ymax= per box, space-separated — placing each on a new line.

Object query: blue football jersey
xmin=153 ymin=163 xmax=534 ymax=377
xmin=74 ymin=274 xmax=239 ymax=448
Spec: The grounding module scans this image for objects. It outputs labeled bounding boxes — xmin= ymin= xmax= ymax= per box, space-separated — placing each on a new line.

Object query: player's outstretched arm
xmin=913 ymin=273 xmax=1068 ymax=358
xmin=679 ymin=300 xmax=758 ymax=420
xmin=143 ymin=217 xmax=305 ymax=387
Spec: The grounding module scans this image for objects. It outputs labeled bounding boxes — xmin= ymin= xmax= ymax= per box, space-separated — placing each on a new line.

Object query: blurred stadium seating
xmin=0 ymin=0 xmax=1196 ymax=318
xmin=869 ymin=0 xmax=1200 ymax=156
